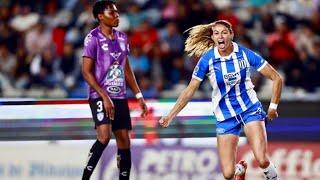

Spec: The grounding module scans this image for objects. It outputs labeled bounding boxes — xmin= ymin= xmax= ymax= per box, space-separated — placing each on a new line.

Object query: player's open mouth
xmin=218 ymin=40 xmax=225 ymax=49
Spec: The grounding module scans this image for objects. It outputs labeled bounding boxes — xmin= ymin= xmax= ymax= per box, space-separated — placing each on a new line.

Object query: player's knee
xmin=97 ymin=134 xmax=111 ymax=145
xmin=116 ymin=135 xmax=130 ymax=148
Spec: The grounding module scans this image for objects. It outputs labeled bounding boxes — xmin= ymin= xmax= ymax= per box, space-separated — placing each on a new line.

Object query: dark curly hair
xmin=92 ymin=0 xmax=116 ymax=20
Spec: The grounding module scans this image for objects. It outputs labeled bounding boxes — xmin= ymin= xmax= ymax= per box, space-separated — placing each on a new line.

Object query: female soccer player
xmin=81 ymin=1 xmax=148 ymax=179
xmin=159 ymin=20 xmax=282 ymax=180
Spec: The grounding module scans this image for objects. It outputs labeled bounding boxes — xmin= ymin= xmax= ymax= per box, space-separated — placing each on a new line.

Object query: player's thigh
xmin=243 ymin=120 xmax=268 ymax=158
xmin=111 ymin=99 xmax=132 ymax=131
xmin=89 ymin=97 xmax=112 ymax=127
xmin=217 ymin=134 xmax=239 ymax=174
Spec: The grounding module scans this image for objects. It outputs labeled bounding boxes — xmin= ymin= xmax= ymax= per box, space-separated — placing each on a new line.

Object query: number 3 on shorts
xmin=96 ymin=101 xmax=103 ymax=112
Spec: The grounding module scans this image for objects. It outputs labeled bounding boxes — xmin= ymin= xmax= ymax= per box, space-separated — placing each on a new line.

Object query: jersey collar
xmin=213 ymin=42 xmax=239 ymax=60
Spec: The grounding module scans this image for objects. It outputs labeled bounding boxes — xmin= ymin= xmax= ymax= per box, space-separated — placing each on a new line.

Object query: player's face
xmin=211 ymin=24 xmax=233 ymax=52
xmin=100 ymin=4 xmax=120 ymax=27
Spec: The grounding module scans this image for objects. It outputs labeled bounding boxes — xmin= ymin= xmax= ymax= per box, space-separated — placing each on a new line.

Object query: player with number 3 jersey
xmin=81 ymin=1 xmax=148 ymax=180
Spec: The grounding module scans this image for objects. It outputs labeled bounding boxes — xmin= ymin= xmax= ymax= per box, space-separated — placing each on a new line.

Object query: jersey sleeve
xmin=192 ymin=54 xmax=210 ymax=81
xmin=82 ymin=34 xmax=97 ymax=60
xmin=244 ymin=48 xmax=267 ymax=71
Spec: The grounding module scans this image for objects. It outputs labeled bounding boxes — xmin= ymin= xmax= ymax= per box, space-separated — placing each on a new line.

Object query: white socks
xmin=262 ymin=161 xmax=279 ymax=180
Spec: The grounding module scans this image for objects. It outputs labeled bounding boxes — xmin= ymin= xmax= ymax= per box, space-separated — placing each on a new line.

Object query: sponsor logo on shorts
xmin=216 ymin=128 xmax=226 ymax=134
xmin=249 ymin=107 xmax=262 ymax=115
xmin=97 ymin=112 xmax=104 ymax=121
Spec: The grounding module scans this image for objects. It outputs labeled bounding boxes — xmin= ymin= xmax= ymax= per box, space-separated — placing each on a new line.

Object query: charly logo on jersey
xmin=110 ymin=52 xmax=122 ymax=60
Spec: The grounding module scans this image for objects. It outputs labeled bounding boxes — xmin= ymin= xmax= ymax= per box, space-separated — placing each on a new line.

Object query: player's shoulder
xmin=84 ymin=27 xmax=99 ymax=45
xmin=85 ymin=27 xmax=99 ymax=38
xmin=237 ymin=44 xmax=255 ymax=55
xmin=200 ymin=48 xmax=214 ymax=61
xmin=114 ymin=29 xmax=127 ymax=41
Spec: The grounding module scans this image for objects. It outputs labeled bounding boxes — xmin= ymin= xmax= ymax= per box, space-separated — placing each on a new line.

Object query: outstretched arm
xmin=259 ymin=63 xmax=283 ymax=120
xmin=124 ymin=57 xmax=148 ymax=117
xmin=159 ymin=78 xmax=201 ymax=127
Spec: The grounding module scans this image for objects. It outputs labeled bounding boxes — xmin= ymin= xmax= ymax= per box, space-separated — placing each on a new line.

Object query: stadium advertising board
xmin=0 ymin=141 xmax=97 ymax=180
xmin=100 ymin=144 xmax=222 ymax=180
xmin=0 ymin=141 xmax=320 ymax=180
xmin=238 ymin=142 xmax=320 ymax=180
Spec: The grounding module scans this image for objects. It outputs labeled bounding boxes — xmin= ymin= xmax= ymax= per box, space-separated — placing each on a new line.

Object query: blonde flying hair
xmin=184 ymin=20 xmax=233 ymax=58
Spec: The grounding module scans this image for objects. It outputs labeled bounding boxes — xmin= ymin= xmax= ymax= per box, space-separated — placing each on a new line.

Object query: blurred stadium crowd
xmin=0 ymin=0 xmax=319 ymax=100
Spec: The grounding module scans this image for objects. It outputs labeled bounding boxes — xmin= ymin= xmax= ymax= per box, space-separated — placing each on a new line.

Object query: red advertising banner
xmin=238 ymin=142 xmax=320 ymax=180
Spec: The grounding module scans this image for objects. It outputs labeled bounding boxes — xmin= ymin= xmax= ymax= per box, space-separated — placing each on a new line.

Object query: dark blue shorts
xmin=216 ymin=102 xmax=266 ymax=136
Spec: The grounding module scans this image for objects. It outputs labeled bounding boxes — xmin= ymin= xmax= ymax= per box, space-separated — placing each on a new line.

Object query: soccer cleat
xmin=235 ymin=160 xmax=247 ymax=180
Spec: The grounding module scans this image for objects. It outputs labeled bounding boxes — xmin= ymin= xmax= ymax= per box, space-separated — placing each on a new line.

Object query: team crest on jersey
xmin=239 ymin=59 xmax=247 ymax=69
xmin=110 ymin=52 xmax=122 ymax=60
xmin=97 ymin=112 xmax=104 ymax=121
xmin=107 ymin=62 xmax=124 ymax=80
xmin=119 ymin=41 xmax=126 ymax=51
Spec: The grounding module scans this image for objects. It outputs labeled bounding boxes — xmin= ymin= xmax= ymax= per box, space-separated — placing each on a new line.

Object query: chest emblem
xmin=110 ymin=52 xmax=122 ymax=60
xmin=238 ymin=58 xmax=247 ymax=69
xmin=119 ymin=41 xmax=126 ymax=51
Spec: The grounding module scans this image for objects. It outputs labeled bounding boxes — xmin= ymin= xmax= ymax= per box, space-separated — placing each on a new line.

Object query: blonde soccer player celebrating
xmin=159 ymin=20 xmax=282 ymax=180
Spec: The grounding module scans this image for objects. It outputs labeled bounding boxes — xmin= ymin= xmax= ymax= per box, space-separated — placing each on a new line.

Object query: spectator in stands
xmin=266 ymin=16 xmax=297 ymax=67
xmin=126 ymin=2 xmax=146 ymax=29
xmin=159 ymin=20 xmax=282 ymax=180
xmin=25 ymin=20 xmax=52 ymax=56
xmin=128 ymin=46 xmax=150 ymax=78
xmin=13 ymin=46 xmax=30 ymax=89
xmin=57 ymin=42 xmax=80 ymax=92
xmin=0 ymin=23 xmax=17 ymax=53
xmin=0 ymin=0 xmax=319 ymax=99
xmin=0 ymin=43 xmax=17 ymax=91
xmin=168 ymin=56 xmax=190 ymax=85
xmin=29 ymin=48 xmax=60 ymax=88
xmin=129 ymin=19 xmax=158 ymax=54
xmin=159 ymin=22 xmax=184 ymax=56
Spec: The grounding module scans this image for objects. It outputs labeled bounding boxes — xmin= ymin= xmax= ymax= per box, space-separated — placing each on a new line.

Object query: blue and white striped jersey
xmin=192 ymin=42 xmax=267 ymax=121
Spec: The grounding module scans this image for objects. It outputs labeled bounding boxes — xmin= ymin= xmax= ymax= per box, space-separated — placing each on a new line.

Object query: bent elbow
xmin=278 ymin=74 xmax=283 ymax=84
xmin=275 ymin=74 xmax=283 ymax=88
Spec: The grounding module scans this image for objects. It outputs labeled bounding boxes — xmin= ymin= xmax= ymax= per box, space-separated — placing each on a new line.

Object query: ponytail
xmin=184 ymin=23 xmax=214 ymax=58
